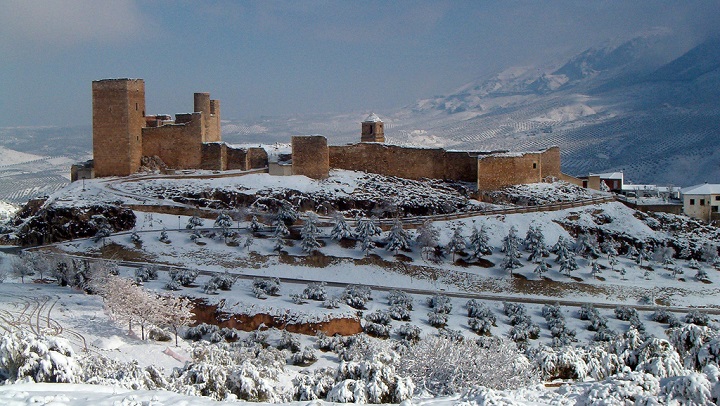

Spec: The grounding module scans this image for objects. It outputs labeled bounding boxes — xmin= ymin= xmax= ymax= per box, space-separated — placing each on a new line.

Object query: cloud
xmin=0 ymin=0 xmax=151 ymax=53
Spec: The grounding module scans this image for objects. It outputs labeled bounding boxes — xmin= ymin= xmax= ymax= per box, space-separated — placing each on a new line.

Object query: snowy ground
xmin=2 ymin=175 xmax=720 ymax=404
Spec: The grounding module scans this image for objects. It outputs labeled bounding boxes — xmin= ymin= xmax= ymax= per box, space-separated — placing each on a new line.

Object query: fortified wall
xmin=86 ymin=79 xmax=571 ymax=193
xmin=292 ymin=114 xmax=569 ymax=192
xmin=328 ymin=143 xmax=480 ymax=182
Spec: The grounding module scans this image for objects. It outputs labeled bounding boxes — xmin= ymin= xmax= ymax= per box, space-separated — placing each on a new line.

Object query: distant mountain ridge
xmin=383 ymin=35 xmax=720 ymax=186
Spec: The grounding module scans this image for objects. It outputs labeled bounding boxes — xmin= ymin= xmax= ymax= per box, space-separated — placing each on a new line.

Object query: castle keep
xmin=84 ymin=79 xmax=574 ymax=191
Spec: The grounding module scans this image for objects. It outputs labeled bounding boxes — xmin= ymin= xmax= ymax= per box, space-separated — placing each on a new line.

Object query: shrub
xmin=615 ymin=306 xmax=639 ymax=321
xmin=685 ymin=310 xmax=709 ymax=326
xmin=343 ymin=285 xmax=372 ymax=309
xmin=428 ymin=294 xmax=452 ymax=314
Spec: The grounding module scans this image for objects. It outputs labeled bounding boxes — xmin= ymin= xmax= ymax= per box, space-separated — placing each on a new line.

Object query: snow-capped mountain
xmin=385 ymin=35 xmax=720 ymax=186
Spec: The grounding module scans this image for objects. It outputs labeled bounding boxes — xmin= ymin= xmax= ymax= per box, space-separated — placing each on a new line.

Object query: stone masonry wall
xmin=328 ymin=143 xmax=478 ymax=182
xmin=201 ymin=143 xmax=226 ymax=170
xmin=142 ymin=113 xmax=204 ymax=169
xmin=226 ymin=146 xmax=248 ymax=170
xmin=476 ymin=148 xmax=560 ymax=191
xmin=292 ymin=136 xmax=329 ymax=179
xmin=539 ymin=146 xmax=561 ymax=179
xmin=246 ymin=147 xmax=269 ymax=169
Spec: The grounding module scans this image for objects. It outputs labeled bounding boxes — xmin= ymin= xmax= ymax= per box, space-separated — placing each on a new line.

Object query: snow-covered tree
xmin=385 ymin=218 xmax=410 ymax=254
xmin=330 ymin=213 xmax=353 ymax=241
xmin=0 ymin=330 xmax=81 ymax=383
xmin=445 ymin=224 xmax=466 ymax=262
xmin=636 ymin=245 xmax=651 ymax=267
xmin=300 ymin=212 xmax=321 ymax=254
xmin=501 ymin=227 xmax=522 ymax=274
xmin=591 ymin=261 xmax=601 ymax=278
xmin=130 ymin=230 xmax=142 ymax=245
xmin=11 ymin=253 xmax=35 ymax=283
xmin=654 ymin=244 xmax=676 ymax=268
xmin=701 ymin=243 xmax=718 ymax=264
xmin=93 ymin=223 xmax=112 ymax=245
xmin=277 ymin=200 xmax=298 ymax=226
xmin=158 ymin=294 xmax=194 ymax=346
xmin=534 ymin=259 xmax=549 ymax=278
xmin=159 ymin=229 xmax=170 ymax=243
xmin=272 ymin=219 xmax=290 ymax=252
xmin=416 ymin=220 xmax=440 ymax=261
xmin=186 ymin=215 xmax=203 ymax=229
xmin=214 ymin=212 xmax=233 ymax=242
xmin=243 ymin=234 xmax=254 ymax=250
xmin=467 ymin=223 xmax=492 ymax=259
xmin=249 ymin=215 xmax=262 ymax=232
xmin=354 ymin=216 xmax=382 ymax=240
xmin=527 ymin=228 xmax=549 ymax=264
xmin=398 ymin=336 xmax=538 ymax=395
xmin=575 ymin=232 xmax=601 ymax=258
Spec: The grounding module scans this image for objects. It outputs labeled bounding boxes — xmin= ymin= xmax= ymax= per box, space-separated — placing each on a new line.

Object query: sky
xmin=1 ymin=0 xmax=719 ymax=127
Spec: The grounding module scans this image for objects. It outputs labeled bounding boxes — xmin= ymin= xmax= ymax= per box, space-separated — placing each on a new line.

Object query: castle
xmin=76 ymin=78 xmax=576 ymax=191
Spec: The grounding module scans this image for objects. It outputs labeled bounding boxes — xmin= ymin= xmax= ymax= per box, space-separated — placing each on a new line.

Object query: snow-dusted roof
xmin=681 ymin=183 xmax=720 ymax=195
xmin=363 ymin=113 xmax=382 ymax=123
xmin=590 ymin=172 xmax=623 ymax=180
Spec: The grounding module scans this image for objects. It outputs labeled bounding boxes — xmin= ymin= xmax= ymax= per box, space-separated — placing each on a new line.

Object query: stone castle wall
xmin=476 ymin=147 xmax=560 ymax=191
xmin=201 ymin=143 xmax=226 ymax=170
xmin=292 ymin=136 xmax=329 ymax=179
xmin=142 ymin=113 xmax=204 ymax=169
xmin=328 ymin=143 xmax=479 ymax=182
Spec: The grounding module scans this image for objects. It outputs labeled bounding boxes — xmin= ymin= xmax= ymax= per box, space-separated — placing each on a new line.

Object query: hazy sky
xmin=1 ymin=0 xmax=718 ymax=127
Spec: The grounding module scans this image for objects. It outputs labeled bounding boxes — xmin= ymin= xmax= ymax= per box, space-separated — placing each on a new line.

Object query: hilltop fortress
xmin=77 ymin=78 xmax=577 ymax=191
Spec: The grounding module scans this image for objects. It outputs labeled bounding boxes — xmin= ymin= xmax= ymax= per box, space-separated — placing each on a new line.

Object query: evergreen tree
xmin=300 ymin=212 xmax=321 ymax=254
xmin=250 ymin=215 xmax=262 ymax=232
xmin=330 ymin=213 xmax=353 ymax=241
xmin=159 ymin=229 xmax=170 ymax=243
xmin=526 ymin=226 xmax=549 ymax=263
xmin=559 ymin=254 xmax=579 ymax=276
xmin=186 ymin=215 xmax=203 ymax=229
xmin=243 ymin=234 xmax=254 ymax=250
xmin=276 ymin=200 xmax=298 ymax=226
xmin=534 ymin=259 xmax=549 ymax=278
xmin=591 ymin=261 xmax=601 ymax=278
xmin=553 ymin=236 xmax=572 ymax=264
xmin=501 ymin=227 xmax=522 ymax=274
xmin=130 ymin=230 xmax=142 ymax=244
xmin=361 ymin=232 xmax=375 ymax=257
xmin=575 ymin=232 xmax=600 ymax=258
xmin=385 ymin=218 xmax=410 ymax=254
xmin=467 ymin=224 xmax=492 ymax=259
xmin=354 ymin=216 xmax=381 ymax=240
xmin=445 ymin=224 xmax=466 ymax=262
xmin=214 ymin=212 xmax=233 ymax=242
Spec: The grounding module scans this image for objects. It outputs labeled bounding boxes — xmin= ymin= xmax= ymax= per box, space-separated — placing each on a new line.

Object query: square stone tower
xmin=361 ymin=113 xmax=384 ymax=143
xmin=92 ymin=79 xmax=146 ymax=177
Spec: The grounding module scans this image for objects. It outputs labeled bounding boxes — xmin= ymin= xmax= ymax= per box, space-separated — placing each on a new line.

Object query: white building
xmin=680 ymin=183 xmax=720 ymax=222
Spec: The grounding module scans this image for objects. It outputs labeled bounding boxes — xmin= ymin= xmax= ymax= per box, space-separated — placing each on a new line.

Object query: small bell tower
xmin=361 ymin=113 xmax=384 ymax=143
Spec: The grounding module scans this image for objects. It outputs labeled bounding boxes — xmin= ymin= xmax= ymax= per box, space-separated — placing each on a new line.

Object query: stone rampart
xmin=201 ymin=143 xmax=226 ymax=170
xmin=246 ymin=147 xmax=269 ymax=170
xmin=476 ymin=148 xmax=561 ymax=191
xmin=226 ymin=146 xmax=248 ymax=170
xmin=292 ymin=136 xmax=329 ymax=179
xmin=142 ymin=113 xmax=204 ymax=169
xmin=328 ymin=143 xmax=478 ymax=182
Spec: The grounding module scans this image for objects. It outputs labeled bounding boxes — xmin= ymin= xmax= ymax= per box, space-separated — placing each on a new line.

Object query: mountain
xmin=384 ymin=35 xmax=720 ymax=186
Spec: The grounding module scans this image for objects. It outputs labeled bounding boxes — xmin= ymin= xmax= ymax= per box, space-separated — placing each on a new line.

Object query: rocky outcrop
xmin=12 ymin=201 xmax=136 ymax=246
